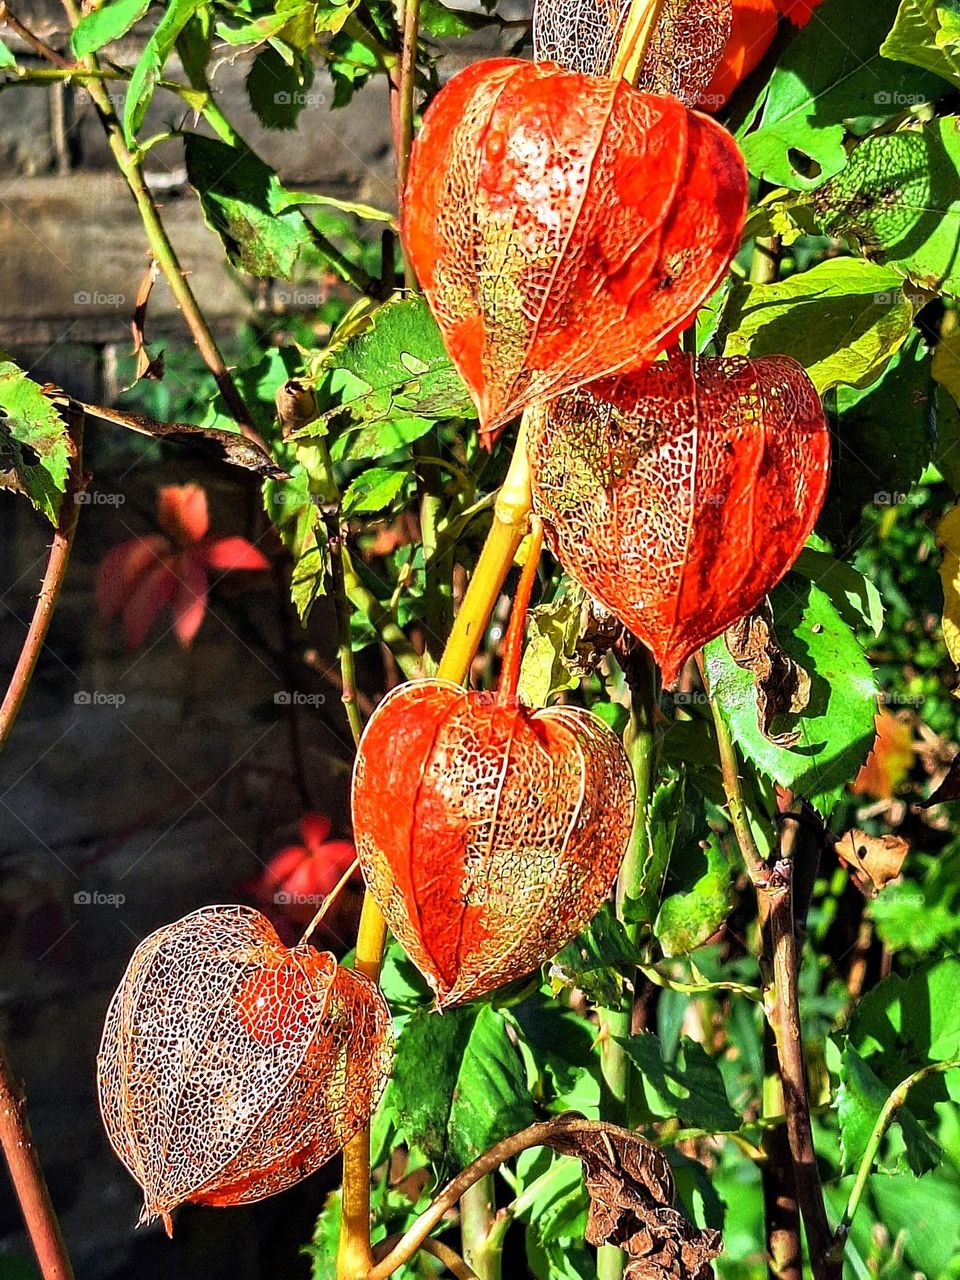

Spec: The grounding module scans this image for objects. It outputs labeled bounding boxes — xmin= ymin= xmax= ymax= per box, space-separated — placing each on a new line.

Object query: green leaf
xmin=246 ymin=45 xmax=315 ymax=130
xmin=654 ymin=829 xmax=734 ymax=958
xmin=418 ymin=0 xmax=498 ymax=35
xmin=517 ymin=580 xmax=593 ymax=707
xmin=71 ymin=0 xmax=151 ymax=55
xmin=184 ymin=134 xmax=315 ymax=278
xmin=263 ymin=465 xmax=328 ymax=623
xmin=0 ymin=36 xmax=17 ymax=67
xmin=837 ymin=1045 xmax=941 ymax=1175
xmin=550 ymin=903 xmax=638 ymax=1006
xmin=331 ymin=415 xmax=435 ymax=464
xmin=868 ymin=1170 xmax=960 ymax=1277
xmin=737 ymin=0 xmax=943 ymax=189
xmin=123 ymin=0 xmax=203 ymax=144
xmin=881 ymin=0 xmax=960 ymax=88
xmin=623 ymin=772 xmax=683 ymax=929
xmin=341 ymin=465 xmax=411 ymax=516
xmin=0 ymin=362 xmax=73 ymax=524
xmin=618 ymin=1032 xmax=739 ymax=1132
xmin=704 ymin=574 xmax=879 ymax=815
xmin=304 ymin=295 xmax=476 ymax=436
xmin=792 ymin=547 xmax=885 ymax=637
xmin=390 ymin=1005 xmax=535 ymax=1173
xmin=816 ymin=119 xmax=960 ymax=297
xmin=275 ymin=188 xmax=393 ymax=223
xmin=821 ymin=333 xmax=936 ymax=545
xmin=723 ymin=259 xmax=916 ymax=393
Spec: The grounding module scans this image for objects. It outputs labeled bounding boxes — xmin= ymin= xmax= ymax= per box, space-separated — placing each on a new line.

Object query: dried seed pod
xmin=527 ymin=354 xmax=830 ymax=686
xmin=533 ymin=0 xmax=732 ymax=102
xmin=352 ymin=680 xmax=635 ymax=1007
xmin=402 ymin=59 xmax=747 ymax=442
xmin=98 ymin=905 xmax=392 ymax=1232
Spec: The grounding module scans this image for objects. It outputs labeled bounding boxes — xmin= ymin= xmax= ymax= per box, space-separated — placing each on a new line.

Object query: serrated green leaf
xmin=881 ymin=0 xmax=960 ymax=88
xmin=792 ymin=549 xmax=885 ymax=637
xmin=0 ymin=362 xmax=72 ymax=524
xmin=737 ymin=0 xmax=942 ymax=189
xmin=341 ymin=465 xmax=411 ymax=516
xmin=331 ymin=415 xmax=435 ymax=464
xmin=71 ymin=0 xmax=151 ymax=55
xmin=817 ymin=120 xmax=960 ymax=297
xmin=184 ymin=134 xmax=315 ymax=278
xmin=837 ymin=1044 xmax=942 ymax=1175
xmin=618 ymin=1032 xmax=739 ymax=1132
xmin=705 ymin=575 xmax=879 ymax=815
xmin=123 ymin=0 xmax=203 ymax=144
xmin=390 ymin=1005 xmax=535 ymax=1173
xmin=246 ymin=45 xmax=315 ymax=129
xmin=551 ymin=903 xmax=638 ymax=1006
xmin=723 ymin=259 xmax=916 ymax=393
xmin=304 ymin=295 xmax=476 ymax=436
xmin=654 ymin=830 xmax=734 ymax=957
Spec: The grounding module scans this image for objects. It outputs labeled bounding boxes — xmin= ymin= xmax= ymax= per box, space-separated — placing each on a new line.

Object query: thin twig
xmin=0 ymin=3 xmax=70 ymax=66
xmin=375 ymin=1234 xmax=480 ymax=1280
xmin=299 ymin=855 xmax=361 ymax=945
xmin=0 ymin=414 xmax=85 ymax=751
xmin=53 ymin=0 xmax=270 ymax=453
xmin=330 ymin=531 xmax=365 ymax=747
xmin=0 ymin=1044 xmax=75 ymax=1280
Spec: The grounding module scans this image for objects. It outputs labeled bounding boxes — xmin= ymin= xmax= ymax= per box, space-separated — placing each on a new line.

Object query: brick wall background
xmin=0 ymin=6 xmax=503 ymax=1275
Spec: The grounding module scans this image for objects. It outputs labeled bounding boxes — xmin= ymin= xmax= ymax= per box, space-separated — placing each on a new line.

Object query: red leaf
xmin=171 ymin=550 xmax=209 ymax=649
xmin=157 ymin=483 xmax=209 ymax=547
xmin=301 ymin=811 xmax=333 ymax=849
xmin=402 ymin=59 xmax=747 ymax=441
xmin=352 ymin=679 xmax=634 ymax=1007
xmin=96 ymin=534 xmax=170 ymax=621
xmin=97 ymin=906 xmax=392 ymax=1230
xmin=528 ymin=353 xmax=829 ymax=685
xmin=121 ymin=557 xmax=177 ymax=650
xmin=204 ymin=536 xmax=270 ymax=573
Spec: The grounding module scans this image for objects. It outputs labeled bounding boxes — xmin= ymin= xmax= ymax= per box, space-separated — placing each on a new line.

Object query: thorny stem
xmin=496 ymin=516 xmax=542 ymax=704
xmin=0 ymin=415 xmax=86 ymax=752
xmin=767 ymin=816 xmax=837 ymax=1280
xmin=52 ymin=0 xmax=270 ymax=453
xmin=0 ymin=1046 xmax=75 ymax=1280
xmin=597 ymin=647 xmax=657 ymax=1280
xmin=831 ymin=1059 xmax=960 ymax=1256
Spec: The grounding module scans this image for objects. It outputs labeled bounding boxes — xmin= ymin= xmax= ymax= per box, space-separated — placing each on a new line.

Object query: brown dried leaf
xmin=129 ymin=259 xmax=165 ymax=386
xmin=725 ymin=600 xmax=811 ymax=747
xmin=833 ymin=829 xmax=910 ymax=897
xmin=546 ymin=1123 xmax=721 ymax=1280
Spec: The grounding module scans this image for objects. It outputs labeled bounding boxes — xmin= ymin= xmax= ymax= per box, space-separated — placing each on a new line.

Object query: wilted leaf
xmin=833 ymin=828 xmax=910 ymax=896
xmin=723 ymin=259 xmax=916 ymax=394
xmin=404 ymin=59 xmax=746 ymax=440
xmin=0 ymin=362 xmax=74 ymax=523
xmin=725 ymin=600 xmax=811 ymax=747
xmin=529 ymin=353 xmax=828 ymax=685
xmin=545 ymin=1120 xmax=723 ymax=1279
xmin=128 ymin=260 xmax=165 ymax=386
xmin=705 ymin=574 xmax=879 ymax=816
xmin=518 ymin=580 xmax=622 ymax=708
xmin=816 ymin=120 xmax=960 ymax=297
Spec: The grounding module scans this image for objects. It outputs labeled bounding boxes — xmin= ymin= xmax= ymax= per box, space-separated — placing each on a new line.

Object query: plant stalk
xmin=0 ymin=414 xmax=85 ymax=752
xmin=0 ymin=1044 xmax=75 ymax=1280
xmin=460 ymin=1176 xmax=503 ymax=1280
xmin=597 ymin=646 xmax=657 ymax=1280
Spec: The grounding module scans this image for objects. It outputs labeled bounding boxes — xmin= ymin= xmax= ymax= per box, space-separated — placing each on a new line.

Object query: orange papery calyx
xmin=527 ymin=352 xmax=830 ymax=686
xmin=401 ymin=58 xmax=748 ymax=444
xmin=352 ymin=526 xmax=636 ymax=1008
xmin=97 ymin=906 xmax=392 ymax=1234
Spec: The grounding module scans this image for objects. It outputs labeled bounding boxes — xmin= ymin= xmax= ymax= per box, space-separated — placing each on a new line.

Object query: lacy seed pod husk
xmin=352 ymin=679 xmax=635 ymax=1008
xmin=98 ymin=905 xmax=392 ymax=1233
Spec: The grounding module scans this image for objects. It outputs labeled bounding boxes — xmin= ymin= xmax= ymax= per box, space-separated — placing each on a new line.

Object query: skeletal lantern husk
xmin=527 ymin=353 xmax=830 ymax=685
xmin=97 ymin=905 xmax=392 ymax=1232
xmin=401 ymin=58 xmax=747 ymax=442
xmin=352 ymin=679 xmax=635 ymax=1008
